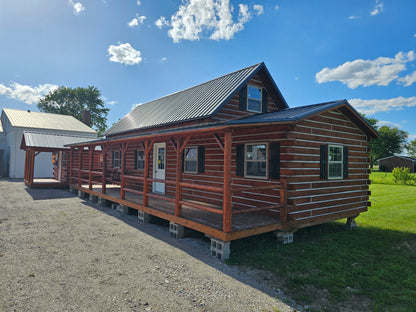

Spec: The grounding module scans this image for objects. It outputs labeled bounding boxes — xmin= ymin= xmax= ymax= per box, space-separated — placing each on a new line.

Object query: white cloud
xmin=136 ymin=0 xmax=141 ymax=5
xmin=275 ymin=5 xmax=279 ymax=11
xmin=160 ymin=57 xmax=168 ymax=63
xmin=376 ymin=120 xmax=401 ymax=129
xmin=128 ymin=14 xmax=146 ymax=27
xmin=348 ymin=15 xmax=358 ymax=19
xmin=131 ymin=103 xmax=143 ymax=110
xmin=0 ymin=82 xmax=58 ymax=105
xmin=155 ymin=16 xmax=169 ymax=29
xmin=409 ymin=133 xmax=416 ymax=140
xmin=107 ymin=43 xmax=142 ymax=65
xmin=253 ymin=4 xmax=264 ymax=16
xmin=398 ymin=71 xmax=416 ymax=86
xmin=158 ymin=0 xmax=255 ymax=43
xmin=414 ymin=34 xmax=416 ymax=38
xmin=69 ymin=0 xmax=85 ymax=15
xmin=349 ymin=96 xmax=416 ymax=115
xmin=370 ymin=0 xmax=383 ymax=16
xmin=316 ymin=50 xmax=415 ymax=88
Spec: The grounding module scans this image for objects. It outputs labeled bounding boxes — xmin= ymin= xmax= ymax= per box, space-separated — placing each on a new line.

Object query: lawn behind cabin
xmin=229 ymin=171 xmax=416 ymax=312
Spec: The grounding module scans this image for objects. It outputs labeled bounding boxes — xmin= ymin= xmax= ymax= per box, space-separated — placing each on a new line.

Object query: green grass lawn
xmin=228 ymin=173 xmax=416 ymax=312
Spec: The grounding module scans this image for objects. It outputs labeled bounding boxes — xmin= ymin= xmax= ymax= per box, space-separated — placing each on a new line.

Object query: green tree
xmin=407 ymin=139 xmax=416 ymax=158
xmin=37 ymin=86 xmax=109 ymax=135
xmin=371 ymin=126 xmax=408 ymax=163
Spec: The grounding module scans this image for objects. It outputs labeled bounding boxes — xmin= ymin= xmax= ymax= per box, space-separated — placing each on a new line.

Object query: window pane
xmin=329 ymin=146 xmax=342 ymax=162
xmin=329 ymin=163 xmax=342 ymax=178
xmin=246 ymin=161 xmax=267 ymax=177
xmin=185 ymin=147 xmax=197 ymax=160
xmin=247 ymin=99 xmax=261 ymax=112
xmin=248 ymin=86 xmax=261 ymax=100
xmin=185 ymin=160 xmax=197 ymax=173
xmin=246 ymin=144 xmax=266 ymax=160
xmin=158 ymin=148 xmax=165 ymax=170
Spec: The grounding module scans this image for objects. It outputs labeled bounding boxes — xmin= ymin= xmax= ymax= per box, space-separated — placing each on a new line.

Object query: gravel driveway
xmin=0 ymin=179 xmax=296 ymax=312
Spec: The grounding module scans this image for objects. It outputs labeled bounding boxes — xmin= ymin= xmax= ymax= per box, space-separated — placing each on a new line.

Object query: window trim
xmin=246 ymin=85 xmax=262 ymax=113
xmin=113 ymin=150 xmax=121 ymax=168
xmin=328 ymin=145 xmax=343 ymax=180
xmin=184 ymin=146 xmax=198 ymax=174
xmin=244 ymin=142 xmax=268 ymax=179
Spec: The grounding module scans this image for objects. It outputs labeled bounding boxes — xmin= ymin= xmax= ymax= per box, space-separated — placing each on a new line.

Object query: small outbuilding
xmin=378 ymin=155 xmax=416 ymax=173
xmin=0 ymin=108 xmax=96 ymax=178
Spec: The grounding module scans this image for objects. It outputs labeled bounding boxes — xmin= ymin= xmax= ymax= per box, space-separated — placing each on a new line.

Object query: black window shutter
xmin=111 ymin=151 xmax=115 ymax=168
xmin=269 ymin=142 xmax=280 ymax=179
xmin=262 ymin=88 xmax=268 ymax=113
xmin=236 ymin=144 xmax=245 ymax=177
xmin=198 ymin=146 xmax=205 ymax=174
xmin=343 ymin=147 xmax=349 ymax=179
xmin=134 ymin=150 xmax=138 ymax=170
xmin=239 ymin=86 xmax=247 ymax=111
xmin=320 ymin=145 xmax=328 ymax=179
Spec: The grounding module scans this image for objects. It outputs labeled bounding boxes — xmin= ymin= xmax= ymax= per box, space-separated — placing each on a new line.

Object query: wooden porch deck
xmin=25 ymin=178 xmax=68 ymax=189
xmin=74 ymin=183 xmax=284 ymax=242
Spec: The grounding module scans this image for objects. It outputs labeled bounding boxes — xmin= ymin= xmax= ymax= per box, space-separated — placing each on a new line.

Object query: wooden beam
xmin=169 ymin=138 xmax=177 ymax=152
xmin=29 ymin=149 xmax=35 ymax=185
xmin=175 ymin=137 xmax=182 ymax=216
xmin=179 ymin=136 xmax=191 ymax=153
xmin=143 ymin=140 xmax=153 ymax=207
xmin=88 ymin=146 xmax=94 ymax=190
xmin=120 ymin=142 xmax=129 ymax=199
xmin=101 ymin=144 xmax=109 ymax=194
xmin=213 ymin=133 xmax=224 ymax=152
xmin=78 ymin=148 xmax=82 ymax=187
xmin=279 ymin=179 xmax=287 ymax=222
xmin=69 ymin=148 xmax=73 ymax=185
xmin=223 ymin=131 xmax=232 ymax=233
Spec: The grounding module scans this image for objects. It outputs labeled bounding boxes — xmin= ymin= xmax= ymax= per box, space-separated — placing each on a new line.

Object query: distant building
xmin=378 ymin=155 xmax=416 ymax=173
xmin=0 ymin=108 xmax=97 ymax=178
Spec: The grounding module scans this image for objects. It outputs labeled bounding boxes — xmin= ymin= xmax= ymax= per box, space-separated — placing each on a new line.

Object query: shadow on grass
xmin=228 ymin=222 xmax=416 ymax=312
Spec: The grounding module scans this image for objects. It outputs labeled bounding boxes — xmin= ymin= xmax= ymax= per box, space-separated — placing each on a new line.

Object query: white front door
xmin=153 ymin=142 xmax=166 ymax=193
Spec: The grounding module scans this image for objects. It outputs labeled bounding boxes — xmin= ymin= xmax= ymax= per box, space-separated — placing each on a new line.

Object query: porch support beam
xmin=175 ymin=137 xmax=183 ymax=216
xmin=143 ymin=139 xmax=155 ymax=207
xmin=213 ymin=133 xmax=224 ymax=152
xmin=279 ymin=179 xmax=287 ymax=222
xmin=120 ymin=142 xmax=129 ymax=199
xmin=88 ymin=146 xmax=95 ymax=190
xmin=69 ymin=147 xmax=73 ymax=185
xmin=78 ymin=148 xmax=82 ymax=187
xmin=222 ymin=131 xmax=232 ymax=233
xmin=101 ymin=144 xmax=109 ymax=194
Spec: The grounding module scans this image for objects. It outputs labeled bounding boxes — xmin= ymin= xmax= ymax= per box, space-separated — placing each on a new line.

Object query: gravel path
xmin=0 ymin=179 xmax=296 ymax=312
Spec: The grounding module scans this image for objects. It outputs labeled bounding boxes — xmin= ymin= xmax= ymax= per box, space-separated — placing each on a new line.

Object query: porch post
xmin=101 ymin=144 xmax=108 ymax=194
xmin=69 ymin=147 xmax=73 ymax=185
xmin=78 ymin=147 xmax=82 ymax=187
xmin=88 ymin=146 xmax=94 ymax=190
xmin=143 ymin=140 xmax=153 ymax=207
xmin=223 ymin=130 xmax=232 ymax=233
xmin=120 ymin=143 xmax=129 ymax=200
xmin=24 ymin=150 xmax=29 ymax=182
xmin=175 ymin=137 xmax=183 ymax=216
xmin=29 ymin=149 xmax=35 ymax=185
xmin=279 ymin=179 xmax=288 ymax=222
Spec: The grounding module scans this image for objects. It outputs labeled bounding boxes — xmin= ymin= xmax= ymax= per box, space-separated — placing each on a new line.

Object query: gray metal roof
xmin=378 ymin=155 xmax=416 ymax=162
xmin=105 ymin=62 xmax=288 ymax=136
xmin=227 ymin=99 xmax=379 ymax=138
xmin=2 ymin=108 xmax=96 ymax=134
xmin=21 ymin=131 xmax=98 ymax=150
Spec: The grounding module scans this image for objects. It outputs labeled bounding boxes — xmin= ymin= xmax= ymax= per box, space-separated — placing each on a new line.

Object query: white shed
xmin=0 ymin=108 xmax=97 ymax=178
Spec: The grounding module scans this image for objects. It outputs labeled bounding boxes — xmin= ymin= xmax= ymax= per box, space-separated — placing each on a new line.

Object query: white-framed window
xmin=247 ymin=85 xmax=262 ymax=112
xmin=328 ymin=145 xmax=343 ymax=179
xmin=245 ymin=143 xmax=268 ymax=178
xmin=184 ymin=147 xmax=198 ymax=173
xmin=136 ymin=150 xmax=144 ymax=169
xmin=113 ymin=150 xmax=121 ymax=168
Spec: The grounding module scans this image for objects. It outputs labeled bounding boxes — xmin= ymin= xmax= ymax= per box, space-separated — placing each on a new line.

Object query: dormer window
xmin=247 ymin=85 xmax=262 ymax=112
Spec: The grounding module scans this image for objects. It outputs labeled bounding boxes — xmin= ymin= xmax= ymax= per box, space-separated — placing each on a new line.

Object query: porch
xmin=68 ymin=127 xmax=289 ymax=242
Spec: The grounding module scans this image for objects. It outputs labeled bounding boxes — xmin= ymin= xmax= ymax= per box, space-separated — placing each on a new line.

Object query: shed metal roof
xmin=21 ymin=131 xmax=98 ymax=150
xmin=378 ymin=155 xmax=416 ymax=162
xmin=104 ymin=62 xmax=288 ymax=136
xmin=2 ymin=108 xmax=96 ymax=134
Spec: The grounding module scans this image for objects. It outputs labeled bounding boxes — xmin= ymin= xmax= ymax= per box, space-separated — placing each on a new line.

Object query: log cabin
xmin=64 ymin=62 xmax=378 ymax=259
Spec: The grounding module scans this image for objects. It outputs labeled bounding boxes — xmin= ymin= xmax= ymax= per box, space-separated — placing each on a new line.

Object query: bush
xmin=392 ymin=167 xmax=416 ymax=185
xmin=379 ymin=164 xmax=388 ymax=172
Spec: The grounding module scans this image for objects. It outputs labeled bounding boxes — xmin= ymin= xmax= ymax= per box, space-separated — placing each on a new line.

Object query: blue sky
xmin=0 ymin=0 xmax=415 ymax=142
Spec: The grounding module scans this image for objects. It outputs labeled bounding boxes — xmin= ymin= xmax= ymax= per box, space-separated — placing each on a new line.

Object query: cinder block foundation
xmin=98 ymin=197 xmax=108 ymax=207
xmin=138 ymin=211 xmax=151 ymax=223
xmin=345 ymin=217 xmax=357 ymax=231
xmin=210 ymin=238 xmax=231 ymax=260
xmin=69 ymin=187 xmax=77 ymax=194
xmin=89 ymin=194 xmax=98 ymax=203
xmin=78 ymin=190 xmax=85 ymax=198
xmin=111 ymin=203 xmax=118 ymax=210
xmin=117 ymin=204 xmax=129 ymax=214
xmin=169 ymin=222 xmax=187 ymax=238
xmin=275 ymin=232 xmax=294 ymax=244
